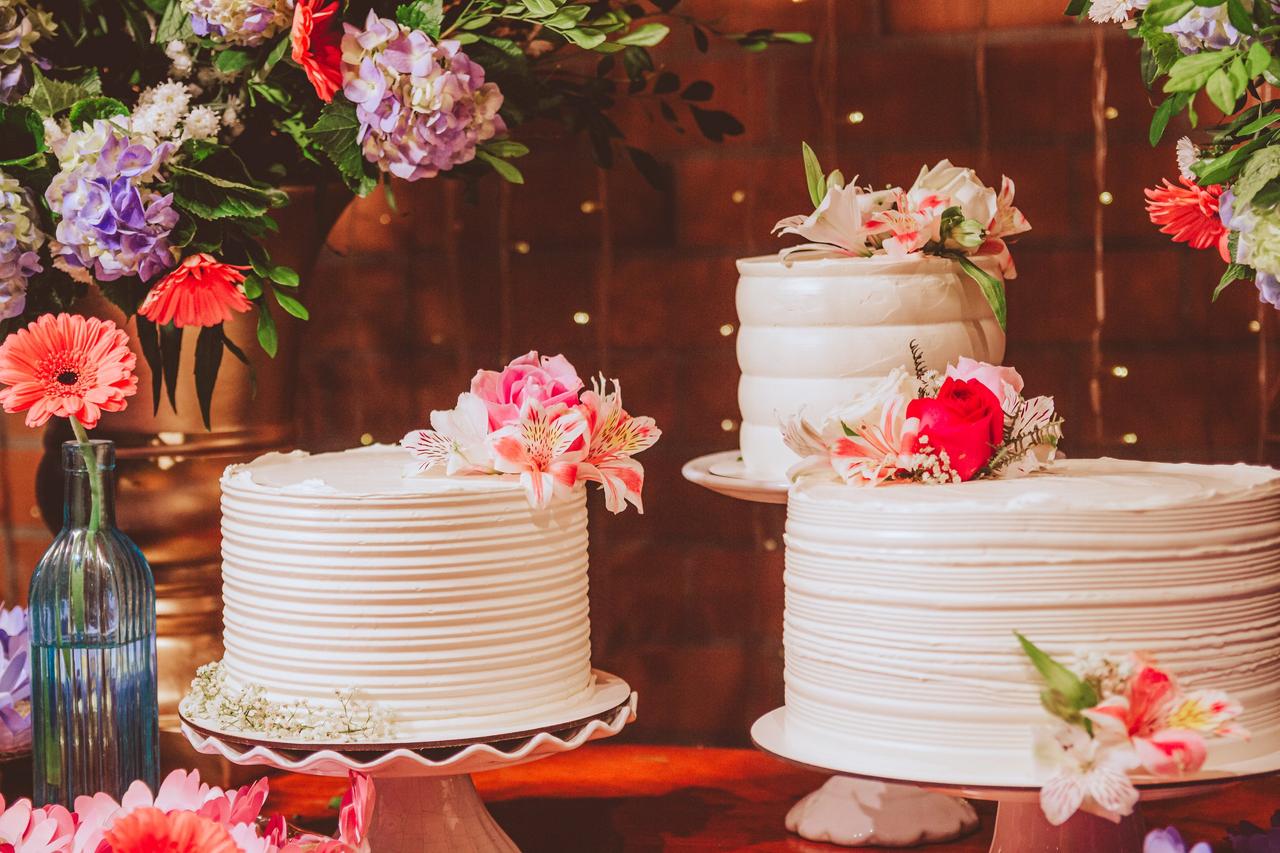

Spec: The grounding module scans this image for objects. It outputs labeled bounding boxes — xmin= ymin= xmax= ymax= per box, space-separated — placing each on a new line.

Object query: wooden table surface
xmin=266 ymin=744 xmax=1280 ymax=851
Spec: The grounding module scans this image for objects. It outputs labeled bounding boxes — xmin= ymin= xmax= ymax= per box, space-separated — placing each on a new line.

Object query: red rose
xmin=906 ymin=377 xmax=1003 ymax=481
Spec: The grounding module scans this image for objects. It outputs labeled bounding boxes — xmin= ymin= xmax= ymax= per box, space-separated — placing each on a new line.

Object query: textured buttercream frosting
xmin=735 ymin=253 xmax=1006 ymax=480
xmin=783 ymin=458 xmax=1280 ymax=782
xmin=211 ymin=445 xmax=595 ymax=740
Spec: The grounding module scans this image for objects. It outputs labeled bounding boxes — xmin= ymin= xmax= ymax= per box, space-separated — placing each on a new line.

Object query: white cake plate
xmin=181 ymin=670 xmax=636 ymax=853
xmin=681 ymin=450 xmax=789 ymax=504
xmin=683 ymin=452 xmax=976 ymax=847
xmin=752 ymin=707 xmax=1280 ymax=852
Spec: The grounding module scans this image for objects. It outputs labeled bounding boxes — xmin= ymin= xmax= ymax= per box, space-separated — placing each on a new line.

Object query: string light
xmin=430 ymin=332 xmax=444 ymax=344
xmin=513 ymin=240 xmax=531 ymax=254
xmin=1122 ymin=432 xmax=1138 ymax=445
xmin=1110 ymin=365 xmax=1129 ymax=378
xmin=1250 ymin=319 xmax=1262 ymax=333
xmin=731 ymin=189 xmax=746 ymax=204
xmin=378 ymin=213 xmax=391 ymax=225
xmin=360 ymin=433 xmax=374 ymax=446
xmin=720 ymin=419 xmax=736 ymax=432
xmin=719 ymin=323 xmax=735 ymax=336
xmin=579 ymin=200 xmax=598 ymax=214
xmin=763 ymin=538 xmax=778 ymax=552
xmin=573 ymin=311 xmax=591 ymax=325
xmin=1098 ymin=191 xmax=1114 ymax=205
xmin=1104 ymin=106 xmax=1119 ymax=119
xmin=846 ymin=110 xmax=864 ymax=125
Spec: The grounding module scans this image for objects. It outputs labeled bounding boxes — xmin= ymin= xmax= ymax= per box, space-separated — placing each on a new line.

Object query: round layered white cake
xmin=782 ymin=458 xmax=1280 ymax=786
xmin=736 ymin=254 xmax=1005 ymax=481
xmin=198 ymin=444 xmax=595 ymax=741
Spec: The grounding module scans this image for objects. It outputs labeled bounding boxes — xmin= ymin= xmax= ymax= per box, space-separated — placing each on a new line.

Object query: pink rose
xmin=945 ymin=356 xmax=1024 ymax=402
xmin=470 ymin=351 xmax=584 ymax=430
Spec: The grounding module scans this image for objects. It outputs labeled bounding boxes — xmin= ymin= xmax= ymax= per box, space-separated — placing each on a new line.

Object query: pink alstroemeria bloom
xmin=402 ymin=392 xmax=494 ymax=475
xmin=575 ymin=377 xmax=661 ymax=514
xmin=772 ymin=181 xmax=898 ymax=261
xmin=1166 ymin=690 xmax=1249 ymax=740
xmin=872 ymin=191 xmax=948 ymax=258
xmin=0 ymin=796 xmax=75 ymax=853
xmin=1035 ymin=724 xmax=1141 ymax=826
xmin=828 ymin=394 xmax=921 ymax=486
xmin=470 ymin=351 xmax=583 ymax=430
xmin=489 ymin=400 xmax=587 ymax=509
xmin=1084 ymin=665 xmax=1213 ymax=777
xmin=978 ymin=175 xmax=1031 ymax=279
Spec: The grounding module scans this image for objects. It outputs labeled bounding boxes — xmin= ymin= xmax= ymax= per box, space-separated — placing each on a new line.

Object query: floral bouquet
xmin=1074 ymin=0 xmax=1280 ymax=308
xmin=0 ymin=604 xmax=30 ymax=757
xmin=402 ymin=349 xmax=659 ymax=512
xmin=0 ymin=1 xmax=807 ymax=428
xmin=781 ymin=351 xmax=1061 ymax=486
xmin=1019 ymin=634 xmax=1247 ymax=827
xmin=773 ymin=145 xmax=1031 ymax=329
xmin=0 ymin=766 xmax=372 ymax=851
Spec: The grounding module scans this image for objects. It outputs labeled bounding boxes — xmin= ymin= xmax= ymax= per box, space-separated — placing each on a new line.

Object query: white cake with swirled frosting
xmin=782 ymin=458 xmax=1280 ymax=786
xmin=735 ymin=254 xmax=1005 ymax=480
xmin=182 ymin=444 xmax=595 ymax=742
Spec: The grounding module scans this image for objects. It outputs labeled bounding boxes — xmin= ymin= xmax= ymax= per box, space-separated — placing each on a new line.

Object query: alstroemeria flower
xmin=489 ymin=400 xmax=587 ymax=509
xmin=1164 ymin=690 xmax=1248 ymax=740
xmin=575 ymin=377 xmax=661 ymax=514
xmin=980 ymin=175 xmax=1030 ymax=278
xmin=873 ymin=190 xmax=948 ymax=257
xmin=402 ymin=392 xmax=494 ymax=475
xmin=907 ymin=159 xmax=998 ymax=229
xmin=772 ymin=180 xmax=898 ymax=260
xmin=829 ymin=394 xmax=921 ymax=485
xmin=1035 ymin=723 xmax=1141 ymax=826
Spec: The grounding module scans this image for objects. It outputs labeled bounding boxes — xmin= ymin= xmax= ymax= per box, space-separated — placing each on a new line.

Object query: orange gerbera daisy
xmin=292 ymin=0 xmax=343 ymax=102
xmin=138 ymin=254 xmax=253 ymax=329
xmin=102 ymin=807 xmax=239 ymax=853
xmin=1145 ymin=177 xmax=1230 ymax=262
xmin=0 ymin=313 xmax=138 ymax=429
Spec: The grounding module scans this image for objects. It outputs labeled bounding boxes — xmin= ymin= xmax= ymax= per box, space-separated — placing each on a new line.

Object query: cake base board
xmin=681 ymin=451 xmax=789 ymax=504
xmin=181 ymin=669 xmax=631 ymax=750
xmin=750 ymin=706 xmax=1280 ymax=798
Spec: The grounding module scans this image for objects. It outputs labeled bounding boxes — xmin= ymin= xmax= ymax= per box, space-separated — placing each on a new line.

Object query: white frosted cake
xmin=782 ymin=458 xmax=1280 ymax=786
xmin=183 ymin=445 xmax=595 ymax=741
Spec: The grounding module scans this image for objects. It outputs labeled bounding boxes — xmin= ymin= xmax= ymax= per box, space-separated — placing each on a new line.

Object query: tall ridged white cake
xmin=735 ymin=254 xmax=1005 ymax=480
xmin=187 ymin=444 xmax=595 ymax=741
xmin=782 ymin=458 xmax=1280 ymax=786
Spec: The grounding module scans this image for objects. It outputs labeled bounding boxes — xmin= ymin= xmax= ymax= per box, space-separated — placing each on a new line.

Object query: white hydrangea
xmin=182 ymin=105 xmax=220 ymax=141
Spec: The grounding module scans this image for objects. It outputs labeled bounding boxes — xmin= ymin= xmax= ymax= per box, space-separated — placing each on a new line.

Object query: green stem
xmin=67 ymin=416 xmax=100 ymax=637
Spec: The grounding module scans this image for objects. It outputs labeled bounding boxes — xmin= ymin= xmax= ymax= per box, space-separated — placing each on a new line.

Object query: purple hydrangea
xmin=0 ymin=3 xmax=54 ymax=104
xmin=181 ymin=0 xmax=293 ymax=47
xmin=0 ymin=605 xmax=30 ymax=755
xmin=45 ymin=119 xmax=179 ymax=283
xmin=0 ymin=172 xmax=43 ymax=320
xmin=1230 ymin=811 xmax=1280 ymax=852
xmin=1145 ymin=827 xmax=1211 ymax=853
xmin=340 ymin=11 xmax=507 ymax=181
xmin=1165 ymin=6 xmax=1241 ymax=52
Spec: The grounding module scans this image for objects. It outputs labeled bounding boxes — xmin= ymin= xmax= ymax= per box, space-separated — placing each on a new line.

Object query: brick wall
xmin=1 ymin=0 xmax=1269 ymax=746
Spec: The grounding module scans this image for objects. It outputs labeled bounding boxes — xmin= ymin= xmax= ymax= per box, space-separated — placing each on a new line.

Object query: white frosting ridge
xmin=735 ymin=253 xmax=1006 ymax=480
xmin=783 ymin=458 xmax=1280 ymax=779
xmin=216 ymin=445 xmax=595 ymax=739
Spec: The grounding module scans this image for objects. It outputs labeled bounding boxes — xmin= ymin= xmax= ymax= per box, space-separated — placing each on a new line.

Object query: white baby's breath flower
xmin=165 ymin=39 xmax=194 ymax=78
xmin=183 ymin=105 xmax=220 ymax=141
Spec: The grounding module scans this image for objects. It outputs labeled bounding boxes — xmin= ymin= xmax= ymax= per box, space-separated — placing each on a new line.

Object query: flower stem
xmin=67 ymin=416 xmax=100 ymax=636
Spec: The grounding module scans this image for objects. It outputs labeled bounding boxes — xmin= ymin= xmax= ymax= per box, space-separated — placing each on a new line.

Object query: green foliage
xmin=801 ymin=142 xmax=826 ymax=208
xmin=67 ymin=97 xmax=129 ymax=130
xmin=194 ymin=325 xmax=224 ymax=430
xmin=1145 ymin=0 xmax=1197 ymax=26
xmin=305 ymin=101 xmax=380 ymax=196
xmin=1233 ymin=146 xmax=1280 ymax=205
xmin=958 ymin=256 xmax=1008 ymax=331
xmin=397 ymin=0 xmax=444 ymax=38
xmin=20 ymin=68 xmax=101 ymax=116
xmin=1015 ymin=632 xmax=1099 ymax=727
xmin=0 ymin=105 xmax=47 ymax=168
xmin=1215 ymin=262 xmax=1253 ymax=299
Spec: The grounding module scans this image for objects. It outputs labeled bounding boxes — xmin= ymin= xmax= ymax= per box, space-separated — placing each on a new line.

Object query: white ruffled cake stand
xmin=753 ymin=706 xmax=1280 ymax=852
xmin=181 ymin=670 xmax=635 ymax=853
xmin=683 ymin=451 xmax=979 ymax=847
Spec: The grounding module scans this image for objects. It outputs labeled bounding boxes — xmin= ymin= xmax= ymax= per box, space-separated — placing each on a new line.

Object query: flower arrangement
xmin=0 ymin=1 xmax=808 ymax=428
xmin=1018 ymin=633 xmax=1247 ymax=826
xmin=1073 ymin=0 xmax=1280 ymax=308
xmin=1146 ymin=810 xmax=1280 ymax=851
xmin=0 ymin=766 xmax=372 ymax=851
xmin=773 ymin=145 xmax=1031 ymax=329
xmin=402 ymin=350 xmax=660 ymax=512
xmin=0 ymin=605 xmax=30 ymax=756
xmin=781 ymin=350 xmax=1061 ymax=486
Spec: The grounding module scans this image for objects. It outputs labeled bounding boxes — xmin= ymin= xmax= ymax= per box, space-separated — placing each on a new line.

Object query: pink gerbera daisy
xmin=102 ymin=807 xmax=240 ymax=853
xmin=1145 ymin=177 xmax=1230 ymax=262
xmin=138 ymin=254 xmax=253 ymax=329
xmin=0 ymin=313 xmax=138 ymax=429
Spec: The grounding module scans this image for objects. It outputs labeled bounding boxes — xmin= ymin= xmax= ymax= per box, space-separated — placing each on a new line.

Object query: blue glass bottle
xmin=29 ymin=440 xmax=159 ymax=806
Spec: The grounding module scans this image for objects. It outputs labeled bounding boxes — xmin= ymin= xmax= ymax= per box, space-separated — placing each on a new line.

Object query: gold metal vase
xmin=35 ymin=186 xmax=350 ymax=780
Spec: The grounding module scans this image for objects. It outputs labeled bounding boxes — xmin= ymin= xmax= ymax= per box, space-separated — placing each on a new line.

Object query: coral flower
xmin=102 ymin=807 xmax=240 ymax=853
xmin=139 ymin=254 xmax=253 ymax=328
xmin=0 ymin=313 xmax=138 ymax=428
xmin=291 ymin=0 xmax=343 ymax=102
xmin=1145 ymin=177 xmax=1230 ymax=262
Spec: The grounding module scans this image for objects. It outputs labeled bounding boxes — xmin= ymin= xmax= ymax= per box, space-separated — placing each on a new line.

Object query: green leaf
xmin=801 ymin=141 xmax=826 ymax=208
xmin=958 ymin=255 xmax=1007 ymax=331
xmin=155 ymin=0 xmax=193 ymax=42
xmin=20 ymin=68 xmax=101 ymax=117
xmin=476 ymin=150 xmax=524 ymax=184
xmin=522 ymin=0 xmax=558 ymax=16
xmin=1246 ymin=39 xmax=1270 ymax=77
xmin=269 ymin=265 xmax=300 ymax=287
xmin=1144 ymin=0 xmax=1196 ymax=26
xmin=1194 ymin=137 xmax=1265 ymax=184
xmin=1163 ymin=49 xmax=1231 ymax=92
xmin=257 ymin=304 xmax=279 ymax=357
xmin=481 ymin=139 xmax=530 ymax=158
xmin=1233 ymin=146 xmax=1280 ymax=205
xmin=1206 ymin=67 xmax=1237 ymax=113
xmin=172 ymin=165 xmax=284 ymax=220
xmin=561 ymin=26 xmax=607 ymax=49
xmin=214 ymin=49 xmax=254 ymax=73
xmin=67 ymin=97 xmax=129 ymax=130
xmin=1229 ymin=0 xmax=1257 ymax=34
xmin=134 ymin=316 xmax=164 ymax=414
xmin=1015 ymin=632 xmax=1099 ymax=725
xmin=1215 ymin=262 xmax=1252 ymax=300
xmin=305 ymin=100 xmax=379 ymax=197
xmin=1149 ymin=92 xmax=1187 ymax=146
xmin=1238 ymin=110 xmax=1280 ymax=135
xmin=0 ymin=104 xmax=45 ymax=167
xmin=194 ymin=325 xmax=224 ymax=430
xmin=616 ymin=22 xmax=670 ymax=47
xmin=396 ymin=0 xmax=443 ymax=38
xmin=1064 ymin=0 xmax=1090 ymax=15
xmin=242 ymin=273 xmax=263 ymax=300
xmin=159 ymin=322 xmax=183 ymax=413
xmin=273 ymin=288 xmax=310 ymax=320
xmin=771 ymin=31 xmax=813 ymax=43
xmin=261 ymin=35 xmax=291 ymax=77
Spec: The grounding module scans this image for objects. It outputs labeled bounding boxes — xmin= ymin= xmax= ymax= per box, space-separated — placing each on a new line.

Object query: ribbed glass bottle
xmin=29 ymin=440 xmax=159 ymax=806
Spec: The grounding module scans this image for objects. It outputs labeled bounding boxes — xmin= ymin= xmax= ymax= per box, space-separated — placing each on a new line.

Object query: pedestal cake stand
xmin=683 ymin=451 xmax=979 ymax=847
xmin=753 ymin=706 xmax=1280 ymax=852
xmin=182 ymin=670 xmax=635 ymax=853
